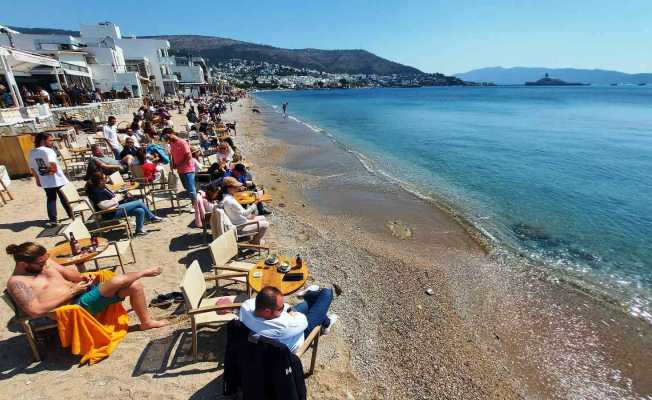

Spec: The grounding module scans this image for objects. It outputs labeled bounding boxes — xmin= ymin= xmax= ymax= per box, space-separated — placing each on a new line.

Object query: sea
xmin=255 ymin=86 xmax=652 ymax=324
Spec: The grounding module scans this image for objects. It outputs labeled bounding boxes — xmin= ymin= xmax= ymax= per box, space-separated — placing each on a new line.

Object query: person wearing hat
xmin=220 ymin=177 xmax=268 ymax=244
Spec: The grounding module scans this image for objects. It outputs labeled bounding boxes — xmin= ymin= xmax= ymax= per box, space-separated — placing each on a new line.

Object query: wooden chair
xmin=59 ymin=183 xmax=132 ymax=233
xmin=2 ymin=290 xmax=57 ymax=362
xmin=130 ymin=167 xmax=185 ymax=214
xmin=58 ymin=182 xmax=94 ymax=221
xmin=180 ymin=260 xmax=246 ymax=360
xmin=0 ymin=180 xmax=13 ymax=205
xmin=209 ymin=206 xmax=266 ymax=246
xmin=60 ymin=219 xmax=135 ymax=273
xmin=107 ymin=171 xmax=144 ymax=198
xmin=209 ymin=228 xmax=268 ymax=294
xmin=54 ymin=145 xmax=87 ymax=179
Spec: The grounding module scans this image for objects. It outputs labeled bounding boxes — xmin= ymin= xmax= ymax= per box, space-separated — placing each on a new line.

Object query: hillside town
xmin=211 ymin=59 xmax=469 ymax=89
xmin=0 ymin=21 xmax=475 ymax=111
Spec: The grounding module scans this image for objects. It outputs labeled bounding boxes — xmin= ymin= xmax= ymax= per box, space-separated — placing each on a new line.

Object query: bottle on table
xmin=90 ymin=235 xmax=99 ymax=251
xmin=295 ymin=254 xmax=302 ymax=269
xmin=69 ymin=232 xmax=80 ymax=256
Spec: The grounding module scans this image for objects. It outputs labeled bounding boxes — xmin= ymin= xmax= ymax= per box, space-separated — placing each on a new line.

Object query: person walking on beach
xmin=282 ymin=102 xmax=288 ymax=118
xmin=28 ymin=133 xmax=72 ymax=227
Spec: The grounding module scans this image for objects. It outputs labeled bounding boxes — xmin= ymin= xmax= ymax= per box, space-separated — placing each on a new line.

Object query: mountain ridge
xmin=141 ymin=34 xmax=423 ymax=75
xmin=8 ymin=26 xmax=423 ymax=75
xmin=455 ymin=66 xmax=652 ymax=85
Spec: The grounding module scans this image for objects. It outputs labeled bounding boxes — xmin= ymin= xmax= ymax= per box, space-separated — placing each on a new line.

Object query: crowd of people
xmin=0 ymin=80 xmax=133 ymax=109
xmin=6 ymin=92 xmax=337 ymax=385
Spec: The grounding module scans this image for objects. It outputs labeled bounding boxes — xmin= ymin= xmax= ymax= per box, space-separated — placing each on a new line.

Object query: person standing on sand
xmin=165 ymin=129 xmax=197 ymax=209
xmin=103 ymin=116 xmax=123 ymax=160
xmin=28 ymin=133 xmax=73 ymax=227
xmin=5 ymin=242 xmax=168 ymax=330
xmin=282 ymin=102 xmax=288 ymax=118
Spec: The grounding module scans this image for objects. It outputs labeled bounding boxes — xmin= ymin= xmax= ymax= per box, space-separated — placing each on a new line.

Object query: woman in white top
xmin=215 ymin=142 xmax=234 ymax=166
xmin=220 ymin=177 xmax=268 ymax=244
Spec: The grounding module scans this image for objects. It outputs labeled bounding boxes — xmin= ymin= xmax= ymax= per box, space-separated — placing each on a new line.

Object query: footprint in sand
xmin=386 ymin=220 xmax=413 ymax=240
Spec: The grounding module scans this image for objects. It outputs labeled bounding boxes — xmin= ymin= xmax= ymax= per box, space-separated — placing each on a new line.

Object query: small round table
xmin=49 ymin=238 xmax=109 ymax=271
xmin=248 ymin=256 xmax=308 ymax=295
xmin=233 ymin=191 xmax=272 ymax=206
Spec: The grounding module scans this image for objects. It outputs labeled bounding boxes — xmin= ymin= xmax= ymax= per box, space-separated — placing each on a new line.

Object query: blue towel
xmin=146 ymin=144 xmax=170 ymax=164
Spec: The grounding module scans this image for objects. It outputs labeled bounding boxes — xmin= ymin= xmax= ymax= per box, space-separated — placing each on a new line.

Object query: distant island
xmin=525 ymin=73 xmax=588 ymax=86
xmin=455 ymin=66 xmax=652 ymax=85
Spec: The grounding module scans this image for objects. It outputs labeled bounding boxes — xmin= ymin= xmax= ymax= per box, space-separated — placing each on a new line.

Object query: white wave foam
xmin=287 ymin=115 xmax=323 ymax=133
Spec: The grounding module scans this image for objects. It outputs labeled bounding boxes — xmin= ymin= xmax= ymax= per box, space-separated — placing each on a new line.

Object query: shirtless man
xmin=6 ymin=242 xmax=167 ymax=330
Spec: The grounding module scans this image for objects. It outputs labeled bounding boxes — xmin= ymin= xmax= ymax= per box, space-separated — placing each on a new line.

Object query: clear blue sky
xmin=3 ymin=0 xmax=651 ymax=75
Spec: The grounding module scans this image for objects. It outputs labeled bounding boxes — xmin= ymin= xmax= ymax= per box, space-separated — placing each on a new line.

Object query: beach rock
xmin=386 ymin=219 xmax=413 ymax=240
xmin=279 ymin=203 xmax=286 ymax=208
xmin=426 ymin=288 xmax=434 ymax=295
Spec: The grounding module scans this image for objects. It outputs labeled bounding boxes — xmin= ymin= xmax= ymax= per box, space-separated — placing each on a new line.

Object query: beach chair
xmin=209 ymin=228 xmax=267 ymax=294
xmin=2 ymin=290 xmax=57 ymax=362
xmin=60 ymin=218 xmax=135 ymax=273
xmin=58 ymin=182 xmax=94 ymax=221
xmin=107 ymin=171 xmax=144 ymax=198
xmin=179 ymin=260 xmax=246 ymax=360
xmin=0 ymin=180 xmax=13 ymax=205
xmin=139 ymin=168 xmax=185 ymax=215
xmin=223 ymin=320 xmax=322 ymax=390
xmin=54 ymin=145 xmax=87 ymax=179
xmin=209 ymin=206 xmax=266 ymax=246
xmin=59 ymin=183 xmax=131 ymax=233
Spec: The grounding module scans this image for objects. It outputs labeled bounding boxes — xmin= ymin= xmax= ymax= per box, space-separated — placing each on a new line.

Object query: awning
xmin=0 ymin=46 xmax=60 ymax=73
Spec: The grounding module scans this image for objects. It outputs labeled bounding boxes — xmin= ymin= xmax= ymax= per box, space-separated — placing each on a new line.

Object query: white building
xmin=0 ymin=27 xmax=143 ymax=96
xmin=81 ymin=22 xmax=176 ymax=97
xmin=0 ymin=32 xmax=94 ymax=90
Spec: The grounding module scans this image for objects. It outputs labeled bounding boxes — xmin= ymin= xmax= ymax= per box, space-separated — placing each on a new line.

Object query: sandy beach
xmin=1 ymin=96 xmax=650 ymax=400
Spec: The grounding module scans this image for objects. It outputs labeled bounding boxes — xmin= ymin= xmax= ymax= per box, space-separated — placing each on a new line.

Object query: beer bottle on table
xmin=69 ymin=233 xmax=80 ymax=256
xmin=91 ymin=235 xmax=99 ymax=251
xmin=295 ymin=254 xmax=302 ymax=269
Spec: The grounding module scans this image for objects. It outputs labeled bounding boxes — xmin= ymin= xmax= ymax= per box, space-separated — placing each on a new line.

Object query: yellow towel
xmin=55 ymin=270 xmax=129 ymax=365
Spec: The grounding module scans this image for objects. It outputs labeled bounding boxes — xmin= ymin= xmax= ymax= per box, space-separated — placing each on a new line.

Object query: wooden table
xmin=233 ymin=191 xmax=272 ymax=206
xmin=49 ymin=238 xmax=109 ymax=270
xmin=108 ymin=182 xmax=140 ymax=192
xmin=70 ymin=147 xmax=89 ymax=154
xmin=248 ymin=256 xmax=308 ymax=295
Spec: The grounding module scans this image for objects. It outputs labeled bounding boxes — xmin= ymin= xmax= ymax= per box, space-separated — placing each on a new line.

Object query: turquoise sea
xmin=256 ymin=87 xmax=652 ymax=323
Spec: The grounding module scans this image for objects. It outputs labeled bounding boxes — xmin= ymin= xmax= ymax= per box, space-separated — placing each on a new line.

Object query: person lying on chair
xmin=5 ymin=242 xmax=168 ymax=330
xmin=239 ymin=286 xmax=337 ymax=352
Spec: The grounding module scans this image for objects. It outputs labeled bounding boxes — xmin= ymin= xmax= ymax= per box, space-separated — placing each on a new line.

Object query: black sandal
xmin=149 ymin=294 xmax=173 ymax=308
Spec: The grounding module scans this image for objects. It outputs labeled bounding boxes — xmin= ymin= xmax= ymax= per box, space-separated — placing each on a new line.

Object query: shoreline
xmin=261 ymin=92 xmax=652 ymax=327
xmin=242 ymin=95 xmax=652 ymax=398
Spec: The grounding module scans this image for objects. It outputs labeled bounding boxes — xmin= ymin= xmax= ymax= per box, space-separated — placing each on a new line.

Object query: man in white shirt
xmin=103 ymin=116 xmax=123 ymax=159
xmin=28 ymin=133 xmax=72 ymax=227
xmin=239 ymin=286 xmax=337 ymax=352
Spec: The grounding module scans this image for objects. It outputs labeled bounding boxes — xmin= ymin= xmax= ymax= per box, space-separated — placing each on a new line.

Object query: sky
xmin=2 ymin=0 xmax=651 ymax=75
